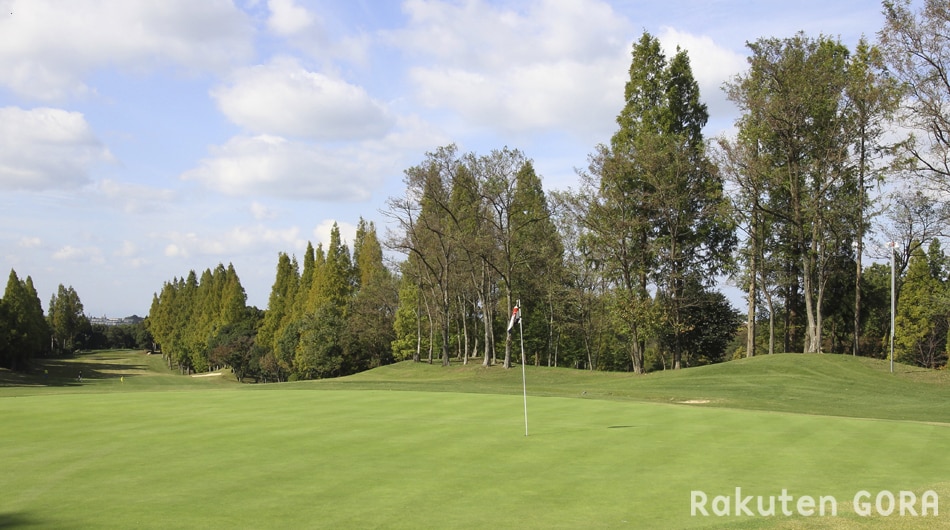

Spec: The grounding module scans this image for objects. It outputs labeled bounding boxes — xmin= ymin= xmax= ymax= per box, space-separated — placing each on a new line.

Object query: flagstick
xmin=519 ymin=299 xmax=528 ymax=437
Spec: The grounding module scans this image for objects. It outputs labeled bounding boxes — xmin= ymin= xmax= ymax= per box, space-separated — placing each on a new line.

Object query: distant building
xmin=89 ymin=315 xmax=144 ymax=327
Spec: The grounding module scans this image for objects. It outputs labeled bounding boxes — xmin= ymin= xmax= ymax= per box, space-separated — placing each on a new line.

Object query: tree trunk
xmin=547 ymin=295 xmax=555 ymax=367
xmin=480 ymin=264 xmax=493 ymax=367
xmin=803 ymin=236 xmax=820 ymax=353
xmin=503 ymin=287 xmax=513 ymax=369
xmin=854 ymin=143 xmax=866 ymax=356
xmin=747 ymin=212 xmax=758 ymax=357
xmin=629 ymin=322 xmax=645 ymax=374
xmin=413 ymin=286 xmax=422 ymax=363
xmin=763 ymin=285 xmax=776 ymax=355
xmin=460 ymin=296 xmax=469 ymax=365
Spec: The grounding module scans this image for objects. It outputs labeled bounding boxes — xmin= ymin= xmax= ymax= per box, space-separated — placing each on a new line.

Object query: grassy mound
xmin=300 ymin=353 xmax=950 ymax=423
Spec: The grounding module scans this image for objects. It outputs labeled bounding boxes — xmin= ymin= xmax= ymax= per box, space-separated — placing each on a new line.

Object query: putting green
xmin=3 ymin=385 xmax=949 ymax=528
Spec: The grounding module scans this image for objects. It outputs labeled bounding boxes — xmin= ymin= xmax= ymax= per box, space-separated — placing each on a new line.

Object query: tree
xmin=725 ymin=33 xmax=856 ymax=353
xmin=295 ymin=304 xmax=344 ymax=379
xmin=221 ymin=264 xmax=249 ymax=326
xmin=344 ymin=219 xmax=398 ymax=371
xmin=291 ymin=225 xmax=353 ymax=379
xmin=307 ymin=223 xmax=353 ymax=314
xmin=258 ymin=252 xmax=299 ymax=369
xmin=645 ymin=48 xmax=736 ymax=369
xmin=146 ymin=264 xmax=253 ymax=375
xmin=845 ymin=38 xmax=901 ymax=356
xmin=716 ymin=134 xmax=764 ymax=357
xmin=550 ymin=191 xmax=610 ymax=369
xmin=858 ymin=262 xmax=892 ymax=358
xmin=573 ymin=32 xmax=734 ymax=371
xmin=48 ymin=284 xmax=89 ymax=354
xmin=386 ymin=145 xmax=563 ymax=369
xmin=569 ymin=35 xmax=662 ymax=374
xmin=658 ymin=278 xmax=741 ymax=367
xmin=880 ymin=0 xmax=950 ymax=188
xmin=509 ymin=160 xmax=565 ymax=367
xmin=276 ymin=245 xmax=313 ymax=377
xmin=386 ymin=145 xmax=462 ymax=367
xmin=471 ymin=148 xmax=552 ymax=368
xmin=209 ymin=320 xmax=261 ymax=383
xmin=1 ymin=270 xmax=49 ymax=369
xmin=21 ymin=275 xmax=50 ymax=358
xmin=447 ymin=159 xmax=495 ymax=366
xmin=0 ymin=300 xmax=13 ymax=368
xmin=879 ymin=188 xmax=950 ymax=280
xmin=895 ymin=241 xmax=949 ymax=367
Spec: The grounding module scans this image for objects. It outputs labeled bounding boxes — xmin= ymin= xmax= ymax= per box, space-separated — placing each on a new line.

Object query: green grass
xmin=307 ymin=353 xmax=950 ymax=423
xmin=2 ymin=351 xmax=950 ymax=528
xmin=0 ymin=350 xmax=237 ymax=394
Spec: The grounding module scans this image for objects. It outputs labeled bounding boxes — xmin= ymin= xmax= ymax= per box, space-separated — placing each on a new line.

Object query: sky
xmin=0 ymin=0 xmax=891 ymax=318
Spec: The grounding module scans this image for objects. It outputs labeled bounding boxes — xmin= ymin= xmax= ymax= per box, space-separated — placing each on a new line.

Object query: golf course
xmin=2 ymin=351 xmax=950 ymax=529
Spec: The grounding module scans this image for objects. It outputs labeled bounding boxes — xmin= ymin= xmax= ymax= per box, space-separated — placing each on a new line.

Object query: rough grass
xmin=2 ymin=352 xmax=950 ymax=529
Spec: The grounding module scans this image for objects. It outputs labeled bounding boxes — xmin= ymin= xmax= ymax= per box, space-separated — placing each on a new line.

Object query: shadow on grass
xmin=0 ymin=511 xmax=49 ymax=528
xmin=0 ymin=352 xmax=148 ymax=388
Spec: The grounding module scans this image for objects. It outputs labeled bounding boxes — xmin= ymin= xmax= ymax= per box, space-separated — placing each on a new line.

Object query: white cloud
xmin=394 ymin=0 xmax=628 ymax=67
xmin=160 ymin=224 xmax=305 ymax=259
xmin=388 ymin=0 xmax=631 ymax=139
xmin=0 ymin=107 xmax=113 ymax=191
xmin=212 ymin=57 xmax=395 ymax=141
xmin=250 ymin=201 xmax=278 ymax=220
xmin=181 ymin=134 xmax=397 ymax=201
xmin=409 ymin=58 xmax=625 ymax=135
xmin=267 ymin=0 xmax=313 ymax=36
xmin=52 ymin=244 xmax=104 ymax=264
xmin=180 ymin=111 xmax=451 ymax=203
xmin=260 ymin=1 xmax=370 ymax=66
xmin=388 ymin=1 xmax=751 ymax=140
xmin=114 ymin=241 xmax=148 ymax=269
xmin=115 ymin=240 xmax=138 ymax=258
xmin=18 ymin=236 xmax=42 ymax=248
xmin=125 ymin=257 xmax=149 ymax=269
xmin=0 ymin=0 xmax=253 ymax=100
xmin=164 ymin=243 xmax=189 ymax=258
xmin=96 ymin=179 xmax=176 ymax=214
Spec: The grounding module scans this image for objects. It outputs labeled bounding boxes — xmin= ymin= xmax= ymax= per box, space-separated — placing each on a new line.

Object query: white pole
xmin=519 ymin=300 xmax=528 ymax=436
xmin=890 ymin=242 xmax=896 ymax=374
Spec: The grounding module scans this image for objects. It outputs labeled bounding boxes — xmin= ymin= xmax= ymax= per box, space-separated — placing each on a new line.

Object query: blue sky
xmin=0 ymin=0 xmax=888 ymax=317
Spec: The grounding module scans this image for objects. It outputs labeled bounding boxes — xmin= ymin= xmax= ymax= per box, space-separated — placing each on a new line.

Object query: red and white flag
xmin=507 ymin=305 xmax=521 ymax=334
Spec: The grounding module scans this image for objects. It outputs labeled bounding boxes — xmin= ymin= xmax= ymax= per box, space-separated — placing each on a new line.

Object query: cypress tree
xmin=345 ymin=220 xmax=397 ymax=371
xmin=896 ymin=242 xmax=949 ymax=368
xmin=259 ymin=253 xmax=298 ymax=356
xmin=2 ymin=270 xmax=49 ymax=369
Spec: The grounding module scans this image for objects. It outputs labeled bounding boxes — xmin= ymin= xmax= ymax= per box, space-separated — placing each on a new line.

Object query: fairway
xmin=3 ymin=352 xmax=950 ymax=528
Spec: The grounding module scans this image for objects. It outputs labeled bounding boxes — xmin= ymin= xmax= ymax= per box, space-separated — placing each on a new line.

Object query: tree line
xmin=144 ymin=220 xmax=397 ymax=382
xmin=719 ymin=0 xmax=950 ymax=361
xmin=7 ymin=1 xmax=950 ymax=379
xmin=0 ymin=269 xmax=152 ymax=371
xmin=364 ymin=1 xmax=950 ymax=374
